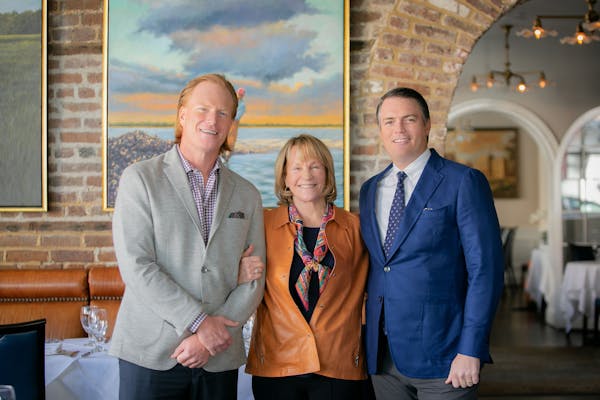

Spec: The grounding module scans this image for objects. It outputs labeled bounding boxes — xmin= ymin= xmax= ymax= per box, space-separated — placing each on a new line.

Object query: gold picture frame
xmin=102 ymin=1 xmax=349 ymax=210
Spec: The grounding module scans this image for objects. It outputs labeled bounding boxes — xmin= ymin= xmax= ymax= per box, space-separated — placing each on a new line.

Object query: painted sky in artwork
xmin=107 ymin=0 xmax=344 ymax=126
xmin=0 ymin=0 xmax=40 ymax=13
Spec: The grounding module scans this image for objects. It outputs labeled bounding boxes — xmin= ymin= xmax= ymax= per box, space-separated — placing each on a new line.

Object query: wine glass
xmin=0 ymin=385 xmax=16 ymax=400
xmin=80 ymin=305 xmax=96 ymax=346
xmin=88 ymin=307 xmax=108 ymax=352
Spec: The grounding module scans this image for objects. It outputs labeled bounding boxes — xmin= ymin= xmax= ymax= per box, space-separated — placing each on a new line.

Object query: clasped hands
xmin=170 ymin=244 xmax=264 ymax=368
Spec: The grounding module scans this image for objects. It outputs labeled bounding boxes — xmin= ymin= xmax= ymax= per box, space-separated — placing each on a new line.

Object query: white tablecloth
xmin=46 ymin=338 xmax=254 ymax=400
xmin=559 ymin=260 xmax=600 ymax=333
xmin=525 ymin=245 xmax=552 ymax=311
xmin=45 ymin=338 xmax=118 ymax=400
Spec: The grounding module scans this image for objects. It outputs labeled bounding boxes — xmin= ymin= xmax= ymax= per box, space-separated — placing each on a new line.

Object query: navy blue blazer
xmin=359 ymin=149 xmax=504 ymax=378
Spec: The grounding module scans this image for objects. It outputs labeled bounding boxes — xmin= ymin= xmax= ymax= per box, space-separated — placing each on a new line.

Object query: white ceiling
xmin=453 ymin=0 xmax=600 ymax=135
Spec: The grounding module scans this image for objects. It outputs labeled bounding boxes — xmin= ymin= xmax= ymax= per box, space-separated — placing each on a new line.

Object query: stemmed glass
xmin=88 ymin=307 xmax=108 ymax=352
xmin=80 ymin=305 xmax=96 ymax=346
xmin=0 ymin=385 xmax=16 ymax=400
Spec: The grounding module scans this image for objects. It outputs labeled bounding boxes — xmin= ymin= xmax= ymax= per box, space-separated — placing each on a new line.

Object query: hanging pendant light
xmin=469 ymin=25 xmax=547 ymax=94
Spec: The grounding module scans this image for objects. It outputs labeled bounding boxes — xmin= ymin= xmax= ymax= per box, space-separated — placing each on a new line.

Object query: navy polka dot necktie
xmin=383 ymin=171 xmax=407 ymax=258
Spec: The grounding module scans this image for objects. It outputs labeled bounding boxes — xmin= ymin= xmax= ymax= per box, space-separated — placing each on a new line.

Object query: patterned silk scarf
xmin=289 ymin=203 xmax=335 ymax=311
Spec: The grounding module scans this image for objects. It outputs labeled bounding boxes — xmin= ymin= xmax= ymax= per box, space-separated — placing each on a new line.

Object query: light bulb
xmin=533 ymin=17 xmax=544 ymax=39
xmin=576 ymin=24 xmax=587 ymax=45
xmin=486 ymin=73 xmax=494 ymax=88
xmin=538 ymin=72 xmax=547 ymax=88
xmin=470 ymin=77 xmax=479 ymax=92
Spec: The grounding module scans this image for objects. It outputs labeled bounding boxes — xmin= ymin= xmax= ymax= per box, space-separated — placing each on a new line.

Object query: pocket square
xmin=228 ymin=211 xmax=245 ymax=219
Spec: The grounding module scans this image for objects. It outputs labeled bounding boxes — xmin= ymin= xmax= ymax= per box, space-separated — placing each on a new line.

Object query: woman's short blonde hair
xmin=174 ymin=74 xmax=238 ymax=153
xmin=274 ymin=134 xmax=337 ymax=205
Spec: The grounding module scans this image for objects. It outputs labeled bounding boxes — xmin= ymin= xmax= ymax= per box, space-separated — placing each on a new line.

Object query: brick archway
xmin=348 ymin=0 xmax=520 ymax=209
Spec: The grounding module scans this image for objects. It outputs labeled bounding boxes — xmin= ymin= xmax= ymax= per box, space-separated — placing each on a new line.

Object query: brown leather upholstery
xmin=0 ymin=269 xmax=89 ymax=339
xmin=88 ymin=267 xmax=124 ymax=338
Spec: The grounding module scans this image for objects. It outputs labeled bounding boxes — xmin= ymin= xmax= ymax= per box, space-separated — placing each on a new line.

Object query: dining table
xmin=525 ymin=244 xmax=552 ymax=312
xmin=559 ymin=259 xmax=600 ymax=334
xmin=45 ymin=338 xmax=118 ymax=400
xmin=45 ymin=338 xmax=255 ymax=400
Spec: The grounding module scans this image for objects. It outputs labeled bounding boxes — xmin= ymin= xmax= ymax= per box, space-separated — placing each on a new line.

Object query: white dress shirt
xmin=376 ymin=149 xmax=431 ymax=243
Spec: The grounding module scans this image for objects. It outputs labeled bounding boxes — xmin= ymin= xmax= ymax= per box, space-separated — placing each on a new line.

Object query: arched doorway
xmin=449 ymin=99 xmax=563 ymax=326
xmin=550 ymin=106 xmax=600 ymax=325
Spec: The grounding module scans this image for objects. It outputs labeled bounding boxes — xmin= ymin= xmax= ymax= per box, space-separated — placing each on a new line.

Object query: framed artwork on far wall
xmin=445 ymin=128 xmax=519 ymax=198
xmin=102 ymin=0 xmax=349 ymax=210
xmin=0 ymin=0 xmax=47 ymax=211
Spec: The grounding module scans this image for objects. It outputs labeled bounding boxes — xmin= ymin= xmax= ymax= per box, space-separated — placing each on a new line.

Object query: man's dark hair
xmin=375 ymin=87 xmax=430 ymax=125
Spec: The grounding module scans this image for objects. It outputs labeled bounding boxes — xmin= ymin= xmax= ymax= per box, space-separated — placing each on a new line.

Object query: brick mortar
xmin=0 ymin=0 xmax=520 ymax=265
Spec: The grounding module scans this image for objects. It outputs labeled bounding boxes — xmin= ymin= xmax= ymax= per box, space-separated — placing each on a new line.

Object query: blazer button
xmin=201 ymin=266 xmax=209 ymax=273
xmin=383 ymin=266 xmax=390 ymax=272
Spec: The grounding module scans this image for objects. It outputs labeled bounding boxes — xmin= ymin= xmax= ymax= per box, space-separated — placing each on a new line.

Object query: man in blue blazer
xmin=359 ymin=87 xmax=504 ymax=399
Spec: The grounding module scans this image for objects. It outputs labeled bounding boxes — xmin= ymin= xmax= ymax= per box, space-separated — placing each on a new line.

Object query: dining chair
xmin=503 ymin=227 xmax=517 ymax=288
xmin=594 ymin=297 xmax=600 ymax=345
xmin=567 ymin=243 xmax=595 ymax=262
xmin=0 ymin=319 xmax=46 ymax=400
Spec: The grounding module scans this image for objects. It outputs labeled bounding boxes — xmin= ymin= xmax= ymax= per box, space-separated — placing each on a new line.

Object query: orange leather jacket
xmin=246 ymin=205 xmax=369 ymax=380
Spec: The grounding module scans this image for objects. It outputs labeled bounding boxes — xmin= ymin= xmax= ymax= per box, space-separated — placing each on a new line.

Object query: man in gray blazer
xmin=110 ymin=73 xmax=266 ymax=399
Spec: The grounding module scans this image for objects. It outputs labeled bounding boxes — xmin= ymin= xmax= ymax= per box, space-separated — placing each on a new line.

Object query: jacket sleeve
xmin=455 ymin=168 xmax=504 ymax=359
xmin=212 ymin=190 xmax=266 ymax=324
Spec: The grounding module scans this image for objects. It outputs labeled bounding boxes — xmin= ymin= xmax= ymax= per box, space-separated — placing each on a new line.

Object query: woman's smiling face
xmin=285 ymin=146 xmax=327 ymax=207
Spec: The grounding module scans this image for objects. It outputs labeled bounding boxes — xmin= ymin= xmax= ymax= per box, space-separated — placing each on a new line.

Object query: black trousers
xmin=252 ymin=374 xmax=370 ymax=400
xmin=119 ymin=359 xmax=238 ymax=400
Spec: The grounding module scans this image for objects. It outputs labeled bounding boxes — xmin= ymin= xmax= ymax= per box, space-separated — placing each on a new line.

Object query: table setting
xmin=45 ymin=306 xmax=119 ymax=400
xmin=44 ymin=305 xmax=255 ymax=399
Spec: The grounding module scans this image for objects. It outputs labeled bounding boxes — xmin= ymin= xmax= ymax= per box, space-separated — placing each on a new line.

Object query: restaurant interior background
xmin=0 ymin=0 xmax=599 ymax=329
xmin=449 ymin=0 xmax=600 ymax=327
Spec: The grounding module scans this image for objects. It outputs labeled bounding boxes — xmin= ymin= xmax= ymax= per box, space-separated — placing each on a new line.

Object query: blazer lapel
xmin=162 ymin=147 xmax=204 ymax=238
xmin=367 ymin=165 xmax=392 ymax=263
xmin=389 ymin=150 xmax=444 ymax=255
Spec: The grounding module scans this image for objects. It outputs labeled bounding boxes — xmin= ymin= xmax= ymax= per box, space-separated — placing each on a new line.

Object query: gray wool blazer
xmin=109 ymin=146 xmax=265 ymax=372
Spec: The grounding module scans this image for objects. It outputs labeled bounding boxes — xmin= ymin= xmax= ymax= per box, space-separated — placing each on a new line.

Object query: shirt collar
xmin=176 ymin=144 xmax=221 ymax=176
xmin=385 ymin=148 xmax=431 ymax=182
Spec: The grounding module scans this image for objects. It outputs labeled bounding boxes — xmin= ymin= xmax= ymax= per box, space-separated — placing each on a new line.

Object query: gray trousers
xmin=370 ymin=339 xmax=478 ymax=400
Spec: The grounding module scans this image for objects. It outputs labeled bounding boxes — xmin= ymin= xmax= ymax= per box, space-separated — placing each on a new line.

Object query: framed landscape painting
xmin=103 ymin=0 xmax=349 ymax=210
xmin=445 ymin=128 xmax=519 ymax=198
xmin=0 ymin=0 xmax=47 ymax=211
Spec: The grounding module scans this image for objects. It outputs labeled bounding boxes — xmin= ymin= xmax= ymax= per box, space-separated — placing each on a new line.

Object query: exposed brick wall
xmin=348 ymin=0 xmax=518 ymax=207
xmin=0 ymin=0 xmax=109 ymax=270
xmin=0 ymin=0 xmax=518 ymax=270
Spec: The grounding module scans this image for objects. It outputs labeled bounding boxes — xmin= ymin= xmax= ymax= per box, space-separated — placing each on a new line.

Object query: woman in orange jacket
xmin=245 ymin=134 xmax=370 ymax=399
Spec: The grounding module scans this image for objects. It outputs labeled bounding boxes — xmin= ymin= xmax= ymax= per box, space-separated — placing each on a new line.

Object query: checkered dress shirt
xmin=176 ymin=145 xmax=220 ymax=333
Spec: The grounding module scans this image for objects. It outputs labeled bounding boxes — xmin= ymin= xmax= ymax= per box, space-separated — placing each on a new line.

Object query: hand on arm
xmin=194 ymin=315 xmax=239 ymax=356
xmin=171 ymin=335 xmax=210 ymax=368
xmin=445 ymin=353 xmax=480 ymax=388
xmin=237 ymin=244 xmax=265 ymax=285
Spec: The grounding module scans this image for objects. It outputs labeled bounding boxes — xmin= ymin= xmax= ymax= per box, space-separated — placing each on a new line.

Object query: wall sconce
xmin=470 ymin=25 xmax=547 ymax=94
xmin=516 ymin=0 xmax=600 ymax=45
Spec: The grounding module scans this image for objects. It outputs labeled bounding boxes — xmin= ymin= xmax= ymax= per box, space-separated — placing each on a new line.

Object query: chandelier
xmin=470 ymin=25 xmax=547 ymax=94
xmin=516 ymin=0 xmax=600 ymax=45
